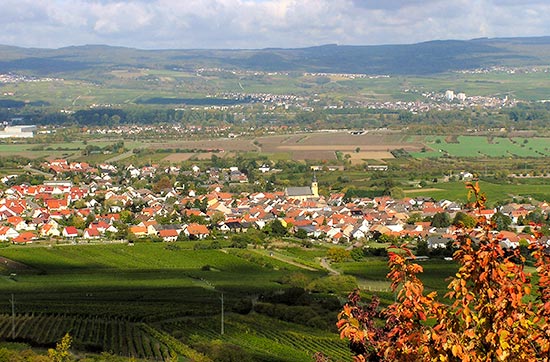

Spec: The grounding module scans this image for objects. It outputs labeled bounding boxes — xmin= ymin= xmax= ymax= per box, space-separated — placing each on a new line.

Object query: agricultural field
xmin=0 ymin=242 xmax=353 ymax=361
xmin=404 ymin=180 xmax=550 ymax=204
xmin=4 ymin=129 xmax=550 ymax=166
xmin=0 ymin=139 xmax=142 ymax=161
xmin=109 ymin=131 xmax=415 ymax=162
xmin=412 ymin=135 xmax=550 ymax=158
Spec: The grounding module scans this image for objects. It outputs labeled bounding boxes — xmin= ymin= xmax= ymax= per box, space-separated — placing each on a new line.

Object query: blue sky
xmin=1 ymin=0 xmax=549 ymax=49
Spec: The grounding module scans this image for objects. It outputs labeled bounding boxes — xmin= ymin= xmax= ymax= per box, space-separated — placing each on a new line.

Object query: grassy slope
xmin=0 ymin=243 xmax=349 ymax=361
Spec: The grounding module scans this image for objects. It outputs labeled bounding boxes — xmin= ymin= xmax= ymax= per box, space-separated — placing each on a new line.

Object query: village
xmin=0 ymin=158 xmax=547 ymax=254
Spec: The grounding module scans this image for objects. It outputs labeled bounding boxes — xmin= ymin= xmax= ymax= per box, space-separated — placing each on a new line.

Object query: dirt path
xmin=320 ymin=258 xmax=340 ymax=275
xmin=404 ymin=187 xmax=443 ymax=194
xmin=250 ymin=250 xmax=318 ymax=271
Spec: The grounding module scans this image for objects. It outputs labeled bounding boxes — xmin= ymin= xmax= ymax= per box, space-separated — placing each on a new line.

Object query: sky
xmin=1 ymin=0 xmax=549 ymax=50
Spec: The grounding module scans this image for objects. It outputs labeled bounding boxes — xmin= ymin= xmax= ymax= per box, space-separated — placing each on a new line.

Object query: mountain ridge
xmin=1 ymin=36 xmax=550 ymax=76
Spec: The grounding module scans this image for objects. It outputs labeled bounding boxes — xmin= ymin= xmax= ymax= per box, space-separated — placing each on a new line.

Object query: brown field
xmin=162 ymin=153 xmax=195 ymax=162
xmin=32 ymin=151 xmax=75 ymax=160
xmin=256 ymin=131 xmax=422 ymax=160
xmin=148 ymin=138 xmax=257 ymax=152
xmin=0 ymin=130 xmax=423 ymax=163
xmin=143 ymin=131 xmax=422 ymax=161
xmin=163 ymin=151 xmax=235 ymax=163
xmin=287 ymin=150 xmax=337 ymax=161
xmin=347 ymin=151 xmax=394 ymax=164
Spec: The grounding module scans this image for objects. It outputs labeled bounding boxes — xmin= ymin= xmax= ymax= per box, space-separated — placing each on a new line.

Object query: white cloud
xmin=0 ymin=0 xmax=548 ymax=49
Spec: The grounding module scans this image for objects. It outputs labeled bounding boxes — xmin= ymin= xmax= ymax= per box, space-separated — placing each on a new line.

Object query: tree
xmin=389 ymin=187 xmax=405 ymax=200
xmin=491 ymin=211 xmax=512 ymax=231
xmin=120 ymin=210 xmax=135 ymax=224
xmin=452 ymin=211 xmax=477 ymax=228
xmin=406 ymin=212 xmax=422 ymax=225
xmin=70 ymin=215 xmax=86 ymax=230
xmin=48 ymin=333 xmax=73 ymax=362
xmin=295 ymin=228 xmax=308 ymax=239
xmin=153 ymin=176 xmax=172 ymax=194
xmin=266 ymin=219 xmax=287 ymax=237
xmin=326 ymin=248 xmax=350 ymax=263
xmin=336 ymin=182 xmax=550 ymax=361
xmin=431 ymin=212 xmax=451 ymax=228
xmin=416 ymin=240 xmax=429 ymax=256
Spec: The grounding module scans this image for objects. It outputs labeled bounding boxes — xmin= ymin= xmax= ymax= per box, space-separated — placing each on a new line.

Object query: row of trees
xmin=5 ymin=101 xmax=550 ymax=131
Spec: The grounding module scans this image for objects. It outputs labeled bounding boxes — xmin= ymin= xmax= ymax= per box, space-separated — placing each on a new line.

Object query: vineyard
xmin=0 ymin=243 xmax=348 ymax=361
xmin=161 ymin=313 xmax=351 ymax=362
xmin=0 ymin=314 xmax=182 ymax=360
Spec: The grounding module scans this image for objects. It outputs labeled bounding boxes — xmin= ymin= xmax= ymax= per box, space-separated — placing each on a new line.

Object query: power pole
xmin=10 ymin=294 xmax=15 ymax=339
xmin=220 ymin=292 xmax=224 ymax=335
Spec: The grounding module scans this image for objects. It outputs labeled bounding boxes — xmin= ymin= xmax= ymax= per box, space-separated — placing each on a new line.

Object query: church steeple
xmin=311 ymin=170 xmax=319 ymax=197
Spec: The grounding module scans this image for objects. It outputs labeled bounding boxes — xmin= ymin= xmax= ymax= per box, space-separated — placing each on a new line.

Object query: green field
xmin=404 ymin=180 xmax=550 ymax=204
xmin=0 ymin=139 xmax=142 ymax=160
xmin=412 ymin=136 xmax=550 ymax=158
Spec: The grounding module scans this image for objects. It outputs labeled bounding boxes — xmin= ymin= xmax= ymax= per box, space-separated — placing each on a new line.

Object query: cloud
xmin=0 ymin=0 xmax=548 ymax=49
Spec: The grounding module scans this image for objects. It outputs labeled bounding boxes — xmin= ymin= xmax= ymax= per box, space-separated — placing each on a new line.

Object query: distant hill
xmin=1 ymin=36 xmax=550 ymax=76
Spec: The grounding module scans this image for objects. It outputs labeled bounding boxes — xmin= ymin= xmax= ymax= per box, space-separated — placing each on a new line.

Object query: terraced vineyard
xmin=161 ymin=314 xmax=351 ymax=362
xmin=0 ymin=314 xmax=179 ymax=360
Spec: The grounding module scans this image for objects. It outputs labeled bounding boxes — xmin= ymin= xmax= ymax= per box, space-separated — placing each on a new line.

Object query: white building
xmin=445 ymin=90 xmax=455 ymax=101
xmin=0 ymin=125 xmax=36 ymax=138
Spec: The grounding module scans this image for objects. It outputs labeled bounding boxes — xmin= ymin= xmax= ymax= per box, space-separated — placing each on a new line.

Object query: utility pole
xmin=220 ymin=292 xmax=224 ymax=335
xmin=10 ymin=294 xmax=15 ymax=339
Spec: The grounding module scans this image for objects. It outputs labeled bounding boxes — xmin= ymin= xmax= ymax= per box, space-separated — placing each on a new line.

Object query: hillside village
xmin=0 ymin=158 xmax=548 ymax=252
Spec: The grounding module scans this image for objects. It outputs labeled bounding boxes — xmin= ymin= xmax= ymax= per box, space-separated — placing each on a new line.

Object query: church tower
xmin=311 ymin=171 xmax=319 ymax=197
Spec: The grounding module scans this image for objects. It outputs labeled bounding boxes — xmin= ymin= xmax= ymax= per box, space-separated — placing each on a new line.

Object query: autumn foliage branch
xmin=336 ymin=182 xmax=550 ymax=362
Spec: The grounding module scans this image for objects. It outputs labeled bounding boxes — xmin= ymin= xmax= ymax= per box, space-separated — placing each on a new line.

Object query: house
xmin=40 ymin=224 xmax=61 ymax=238
xmin=159 ymin=229 xmax=179 ymax=242
xmin=83 ymin=228 xmax=101 ymax=240
xmin=12 ymin=231 xmax=37 ymax=244
xmin=0 ymin=226 xmax=19 ymax=241
xmin=62 ymin=226 xmax=79 ymax=238
xmin=184 ymin=223 xmax=210 ymax=239
xmin=129 ymin=225 xmax=148 ymax=238
xmin=350 ymin=228 xmax=366 ymax=240
xmin=427 ymin=235 xmax=452 ymax=249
